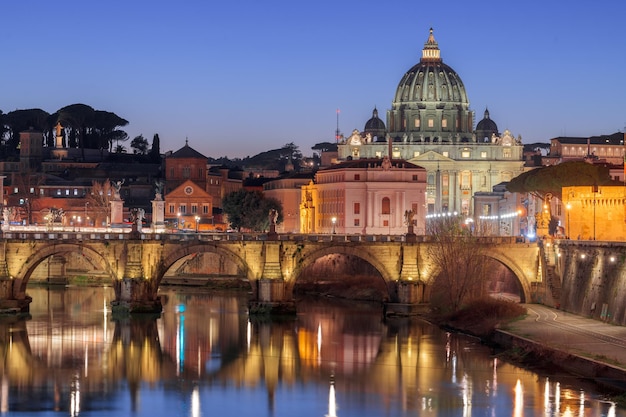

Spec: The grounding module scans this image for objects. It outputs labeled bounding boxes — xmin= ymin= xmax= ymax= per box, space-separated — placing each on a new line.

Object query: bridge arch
xmin=480 ymin=252 xmax=531 ymax=303
xmin=156 ymin=243 xmax=250 ymax=287
xmin=15 ymin=243 xmax=114 ymax=293
xmin=289 ymin=244 xmax=395 ymax=300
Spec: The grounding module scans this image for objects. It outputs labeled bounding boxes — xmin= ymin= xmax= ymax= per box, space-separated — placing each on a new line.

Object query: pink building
xmin=300 ymin=157 xmax=427 ymax=235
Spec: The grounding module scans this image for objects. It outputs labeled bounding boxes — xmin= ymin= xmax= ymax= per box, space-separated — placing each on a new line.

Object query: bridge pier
xmin=248 ymin=242 xmax=296 ymax=316
xmin=111 ymin=278 xmax=162 ymax=315
xmin=111 ymin=241 xmax=162 ymax=315
xmin=0 ymin=278 xmax=31 ymax=313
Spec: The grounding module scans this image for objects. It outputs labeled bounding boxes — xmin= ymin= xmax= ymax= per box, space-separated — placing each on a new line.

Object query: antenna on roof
xmin=335 ymin=109 xmax=341 ymax=143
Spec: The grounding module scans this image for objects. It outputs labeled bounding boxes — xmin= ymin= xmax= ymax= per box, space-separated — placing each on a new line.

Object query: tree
xmin=130 ymin=134 xmax=149 ymax=155
xmin=507 ymin=161 xmax=619 ymax=201
xmin=149 ymin=133 xmax=161 ymax=162
xmin=86 ymin=180 xmax=114 ymax=226
xmin=426 ymin=215 xmax=489 ymax=313
xmin=311 ymin=141 xmax=338 ymax=153
xmin=222 ymin=190 xmax=282 ymax=232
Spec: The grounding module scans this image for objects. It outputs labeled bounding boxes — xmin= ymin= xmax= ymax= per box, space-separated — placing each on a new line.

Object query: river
xmin=1 ymin=286 xmax=623 ymax=417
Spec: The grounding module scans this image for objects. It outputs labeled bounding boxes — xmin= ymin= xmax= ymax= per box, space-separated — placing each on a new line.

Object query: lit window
xmin=442 ymin=151 xmax=449 ymax=157
xmin=442 ymin=119 xmax=447 ymax=128
xmin=413 ymin=151 xmax=420 ymax=157
xmin=375 ymin=151 xmax=382 ymax=158
xmin=428 ymin=119 xmax=434 ymax=128
xmin=414 ymin=118 xmax=420 ymax=128
xmin=481 ymin=151 xmax=487 ymax=158
xmin=461 ymin=151 xmax=470 ymax=158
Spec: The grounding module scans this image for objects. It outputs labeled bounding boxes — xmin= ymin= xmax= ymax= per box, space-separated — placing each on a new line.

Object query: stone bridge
xmin=0 ymin=231 xmax=542 ymax=314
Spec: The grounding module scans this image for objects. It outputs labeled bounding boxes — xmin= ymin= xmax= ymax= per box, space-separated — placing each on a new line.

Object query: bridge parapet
xmin=0 ymin=232 xmax=536 ymax=315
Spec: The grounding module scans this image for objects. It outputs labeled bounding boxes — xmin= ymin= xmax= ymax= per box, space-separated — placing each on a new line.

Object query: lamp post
xmin=566 ymin=202 xmax=571 ymax=239
xmin=177 ymin=212 xmax=182 ymax=231
xmin=84 ymin=202 xmax=90 ymax=228
xmin=331 ymin=217 xmax=336 ymax=234
xmin=195 ymin=216 xmax=200 ymax=233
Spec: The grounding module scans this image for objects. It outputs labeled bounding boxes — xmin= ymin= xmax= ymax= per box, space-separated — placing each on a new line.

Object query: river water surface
xmin=1 ymin=286 xmax=624 ymax=417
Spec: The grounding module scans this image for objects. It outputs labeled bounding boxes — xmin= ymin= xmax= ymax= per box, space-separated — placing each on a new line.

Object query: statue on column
xmin=112 ymin=179 xmax=125 ymax=201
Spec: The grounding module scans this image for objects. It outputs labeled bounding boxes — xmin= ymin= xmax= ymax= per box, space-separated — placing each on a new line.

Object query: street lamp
xmin=177 ymin=212 xmax=182 ymax=231
xmin=331 ymin=217 xmax=337 ymax=234
xmin=195 ymin=216 xmax=200 ymax=233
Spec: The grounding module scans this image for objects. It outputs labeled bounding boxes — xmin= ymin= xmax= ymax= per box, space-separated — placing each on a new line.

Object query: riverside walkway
xmin=496 ymin=304 xmax=626 ymax=388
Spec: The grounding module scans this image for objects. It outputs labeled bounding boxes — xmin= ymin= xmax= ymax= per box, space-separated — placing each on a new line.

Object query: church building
xmin=337 ymin=28 xmax=525 ymax=218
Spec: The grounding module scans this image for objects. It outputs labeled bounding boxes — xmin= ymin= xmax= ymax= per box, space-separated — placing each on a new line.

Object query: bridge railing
xmin=0 ymin=229 xmax=522 ymax=245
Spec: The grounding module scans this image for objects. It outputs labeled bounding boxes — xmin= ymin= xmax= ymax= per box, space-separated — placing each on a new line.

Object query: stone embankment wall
xmin=557 ymin=241 xmax=626 ymax=326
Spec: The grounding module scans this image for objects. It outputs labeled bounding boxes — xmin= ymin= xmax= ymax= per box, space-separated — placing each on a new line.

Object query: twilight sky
xmin=2 ymin=0 xmax=625 ymax=159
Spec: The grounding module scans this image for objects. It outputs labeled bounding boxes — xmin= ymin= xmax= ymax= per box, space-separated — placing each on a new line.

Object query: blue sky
xmin=2 ymin=0 xmax=625 ymax=158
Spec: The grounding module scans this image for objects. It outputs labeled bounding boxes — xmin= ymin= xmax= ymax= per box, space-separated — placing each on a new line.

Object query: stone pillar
xmin=151 ymin=199 xmax=165 ymax=232
xmin=249 ymin=242 xmax=295 ymax=316
xmin=111 ymin=241 xmax=161 ymax=314
xmin=110 ymin=200 xmax=124 ymax=228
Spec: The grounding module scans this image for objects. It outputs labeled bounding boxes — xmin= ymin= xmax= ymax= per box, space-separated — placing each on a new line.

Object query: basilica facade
xmin=337 ymin=29 xmax=525 ymax=217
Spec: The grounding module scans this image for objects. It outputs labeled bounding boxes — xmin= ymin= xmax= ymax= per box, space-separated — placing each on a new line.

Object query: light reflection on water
xmin=0 ymin=286 xmax=623 ymax=417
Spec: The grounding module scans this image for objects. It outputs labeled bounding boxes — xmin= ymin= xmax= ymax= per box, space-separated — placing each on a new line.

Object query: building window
xmin=461 ymin=151 xmax=470 ymax=158
xmin=442 ymin=151 xmax=449 ymax=157
xmin=191 ymin=204 xmax=198 ymax=214
xmin=382 ymin=197 xmax=391 ymax=214
xmin=354 ymin=174 xmax=360 ymax=180
xmin=481 ymin=151 xmax=487 ymax=158
xmin=413 ymin=151 xmax=420 ymax=157
xmin=428 ymin=118 xmax=434 ymax=128
xmin=179 ymin=205 xmax=187 ymax=214
xmin=375 ymin=151 xmax=382 ymax=158
xmin=414 ymin=118 xmax=420 ymax=128
xmin=203 ymin=205 xmax=209 ymax=214
xmin=412 ymin=175 xmax=418 ymax=181
xmin=354 ymin=202 xmax=360 ymax=214
xmin=442 ymin=119 xmax=447 ymax=128
xmin=503 ymin=149 xmax=511 ymax=158
xmin=169 ymin=204 xmax=175 ymax=214
xmin=354 ymin=218 xmax=360 ymax=226
xmin=182 ymin=167 xmax=191 ymax=178
xmin=383 ymin=220 xmax=389 ymax=227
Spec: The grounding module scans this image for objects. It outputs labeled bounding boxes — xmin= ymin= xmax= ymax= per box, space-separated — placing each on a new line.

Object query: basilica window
xmin=381 ymin=197 xmax=391 ymax=214
xmin=503 ymin=149 xmax=511 ymax=158
xmin=393 ymin=151 xmax=401 ymax=158
xmin=354 ymin=218 xmax=360 ymax=226
xmin=354 ymin=202 xmax=360 ymax=214
xmin=442 ymin=119 xmax=447 ymax=128
xmin=442 ymin=151 xmax=449 ymax=157
xmin=413 ymin=151 xmax=420 ymax=157
xmin=481 ymin=151 xmax=487 ymax=158
xmin=414 ymin=118 xmax=420 ymax=128
xmin=375 ymin=151 xmax=382 ymax=158
xmin=461 ymin=151 xmax=470 ymax=158
xmin=428 ymin=118 xmax=434 ymax=128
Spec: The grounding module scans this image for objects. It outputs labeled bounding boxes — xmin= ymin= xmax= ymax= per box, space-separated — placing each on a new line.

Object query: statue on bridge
xmin=112 ymin=179 xmax=125 ymax=201
xmin=154 ymin=180 xmax=164 ymax=201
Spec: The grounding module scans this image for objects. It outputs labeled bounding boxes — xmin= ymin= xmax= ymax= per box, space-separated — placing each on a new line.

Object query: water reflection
xmin=0 ymin=286 xmax=622 ymax=416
